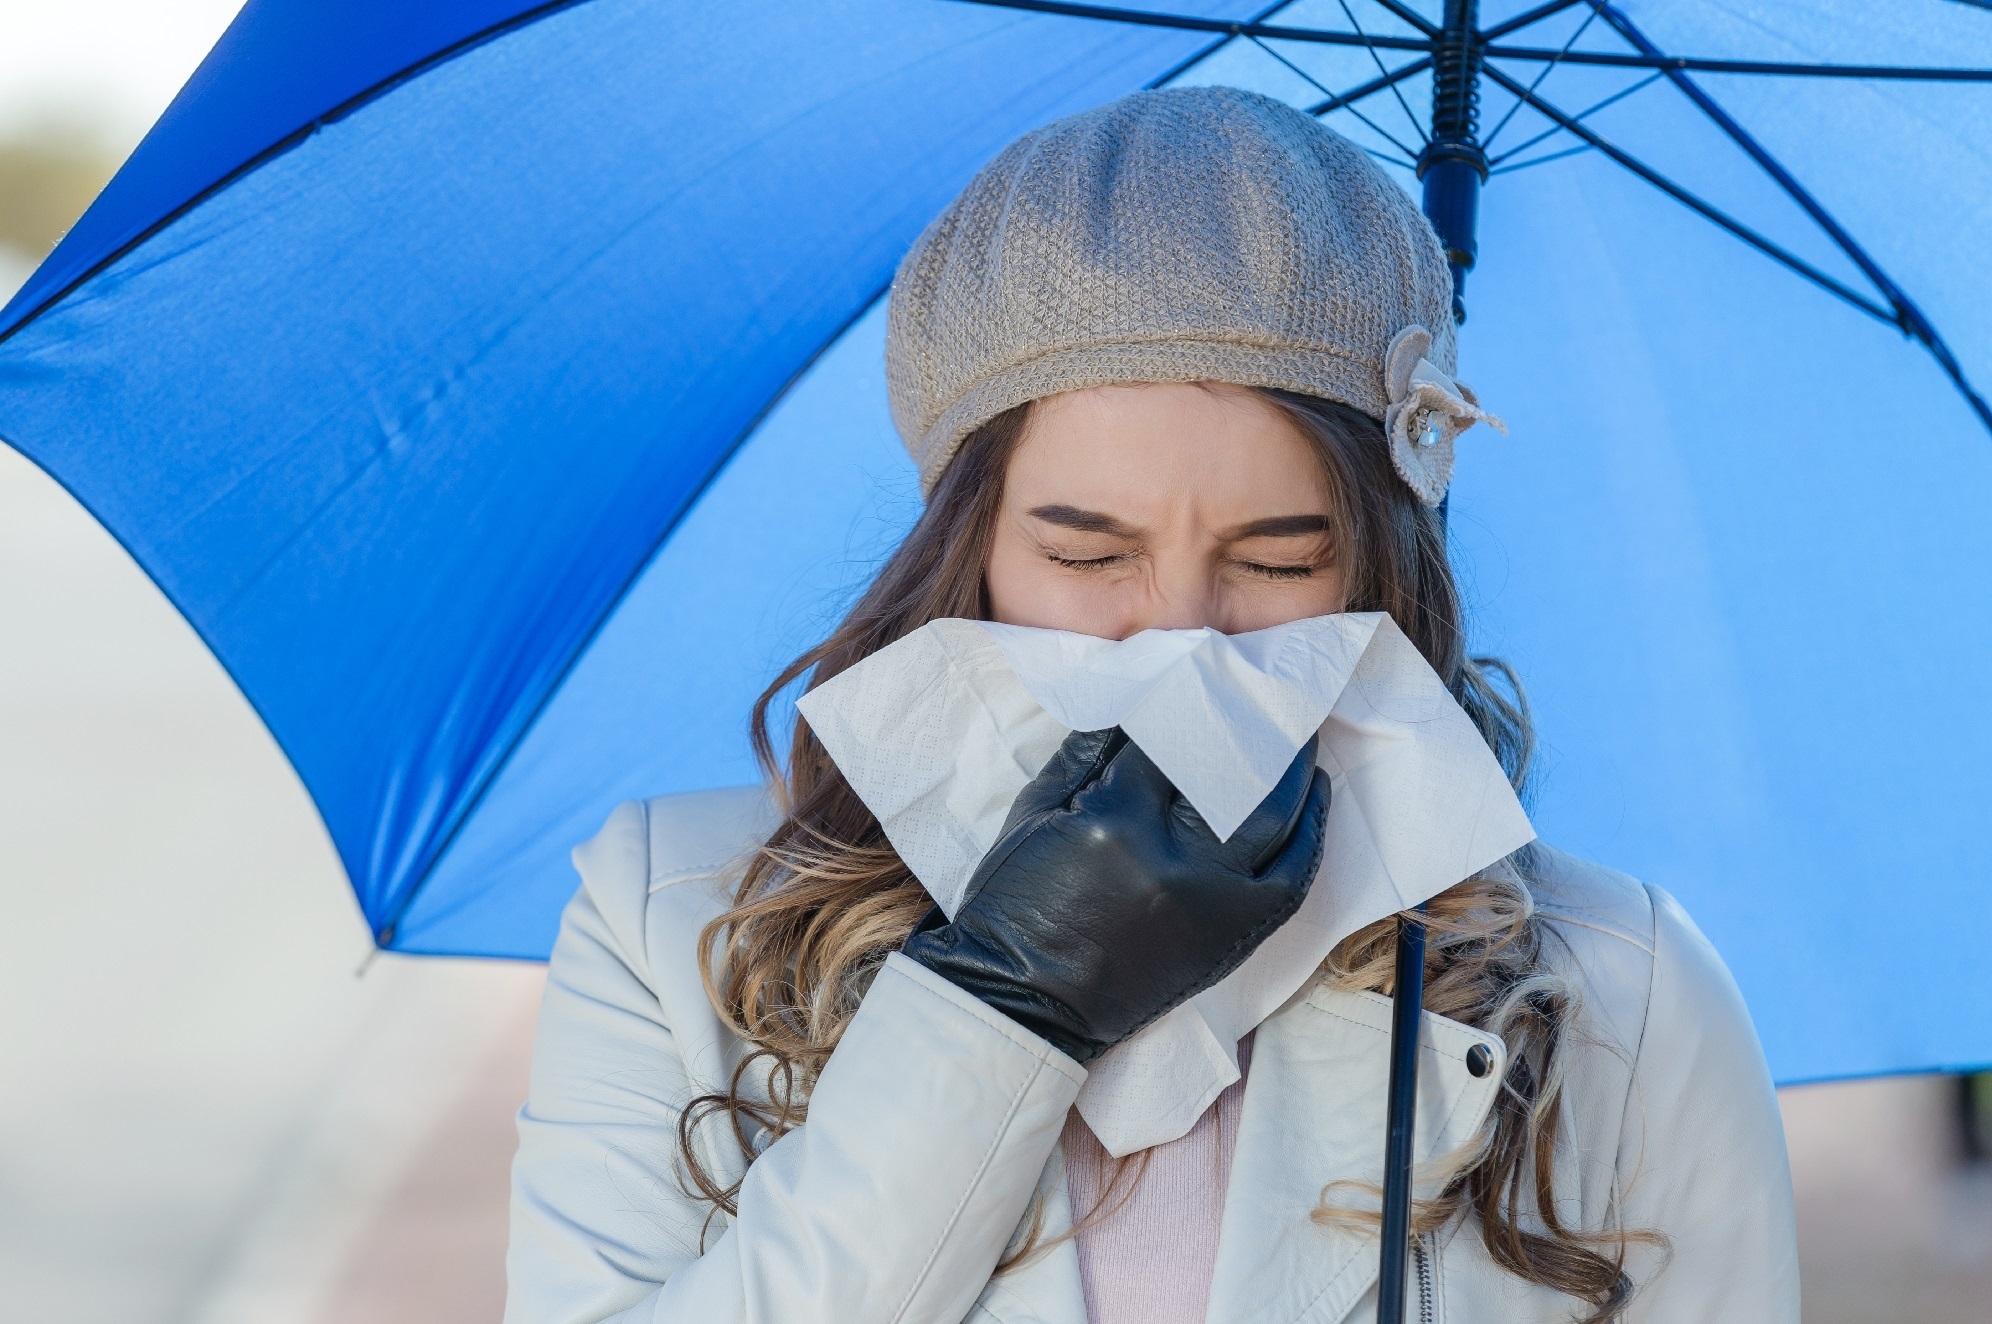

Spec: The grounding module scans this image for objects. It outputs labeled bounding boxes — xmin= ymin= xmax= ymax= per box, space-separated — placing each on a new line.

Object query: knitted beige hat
xmin=884 ymin=85 xmax=1501 ymax=505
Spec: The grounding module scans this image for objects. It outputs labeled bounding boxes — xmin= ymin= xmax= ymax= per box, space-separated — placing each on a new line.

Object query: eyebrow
xmin=1227 ymin=513 xmax=1332 ymax=539
xmin=1026 ymin=504 xmax=1142 ymax=537
xmin=1024 ymin=505 xmax=1329 ymax=540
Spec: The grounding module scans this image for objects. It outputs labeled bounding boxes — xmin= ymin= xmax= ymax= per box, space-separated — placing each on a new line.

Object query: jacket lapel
xmin=1204 ymin=986 xmax=1506 ymax=1324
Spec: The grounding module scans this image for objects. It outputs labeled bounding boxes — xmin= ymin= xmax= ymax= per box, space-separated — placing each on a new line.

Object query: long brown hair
xmin=679 ymin=389 xmax=1649 ymax=1320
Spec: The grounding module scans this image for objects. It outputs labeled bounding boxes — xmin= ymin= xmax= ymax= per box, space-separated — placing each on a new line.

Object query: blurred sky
xmin=0 ymin=0 xmax=247 ymax=297
xmin=0 ymin=0 xmax=244 ymax=137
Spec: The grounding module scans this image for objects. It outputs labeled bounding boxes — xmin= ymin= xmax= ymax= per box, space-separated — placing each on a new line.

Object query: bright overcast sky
xmin=0 ymin=0 xmax=244 ymax=140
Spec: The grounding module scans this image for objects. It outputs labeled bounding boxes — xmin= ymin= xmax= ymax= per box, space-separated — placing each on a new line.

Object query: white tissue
xmin=794 ymin=612 xmax=1535 ymax=1156
xmin=978 ymin=618 xmax=1374 ymax=843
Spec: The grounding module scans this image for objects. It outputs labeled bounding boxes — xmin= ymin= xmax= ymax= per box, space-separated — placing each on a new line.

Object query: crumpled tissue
xmin=794 ymin=612 xmax=1534 ymax=1156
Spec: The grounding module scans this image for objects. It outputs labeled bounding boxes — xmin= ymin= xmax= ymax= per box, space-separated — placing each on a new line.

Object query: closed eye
xmin=1239 ymin=561 xmax=1315 ymax=580
xmin=1047 ymin=551 xmax=1136 ymax=571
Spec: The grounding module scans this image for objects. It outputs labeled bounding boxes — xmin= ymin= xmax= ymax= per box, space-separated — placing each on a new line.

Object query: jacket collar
xmin=979 ymin=986 xmax=1506 ymax=1324
xmin=1204 ymin=984 xmax=1505 ymax=1324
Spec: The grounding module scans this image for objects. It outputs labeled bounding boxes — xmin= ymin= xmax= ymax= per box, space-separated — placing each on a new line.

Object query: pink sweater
xmin=1058 ymin=1035 xmax=1253 ymax=1324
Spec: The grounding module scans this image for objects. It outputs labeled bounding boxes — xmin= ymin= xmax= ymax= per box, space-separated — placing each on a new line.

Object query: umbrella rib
xmin=941 ymin=2 xmax=1992 ymax=79
xmin=1480 ymin=7 xmax=1600 ymax=152
xmin=1361 ymin=145 xmax=1420 ymax=168
xmin=1147 ymin=0 xmax=1309 ymax=88
xmin=1306 ymin=57 xmax=1433 ymax=116
xmin=1488 ymin=142 xmax=1594 ymax=174
xmin=1477 ymin=63 xmax=1896 ymax=326
xmin=1369 ymin=0 xmax=1439 ymax=38
xmin=1483 ymin=0 xmax=1589 ymax=41
xmin=1583 ymin=3 xmax=1922 ymax=311
xmin=1479 ymin=43 xmax=1992 ymax=80
xmin=940 ymin=0 xmax=1433 ymax=52
xmin=1331 ymin=0 xmax=1431 ymax=144
xmin=1586 ymin=2 xmax=1992 ymax=431
xmin=1251 ymin=36 xmax=1420 ymax=158
xmin=1487 ymin=72 xmax=1662 ymax=166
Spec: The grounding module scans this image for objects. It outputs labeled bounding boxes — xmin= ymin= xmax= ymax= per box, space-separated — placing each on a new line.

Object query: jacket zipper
xmin=1412 ymin=1234 xmax=1436 ymax=1324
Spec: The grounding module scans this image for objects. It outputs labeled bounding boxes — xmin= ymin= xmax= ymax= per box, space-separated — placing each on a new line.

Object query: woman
xmin=504 ymin=87 xmax=1799 ymax=1323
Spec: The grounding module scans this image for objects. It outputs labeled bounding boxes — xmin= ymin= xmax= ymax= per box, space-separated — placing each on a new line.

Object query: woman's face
xmin=986 ymin=382 xmax=1346 ymax=638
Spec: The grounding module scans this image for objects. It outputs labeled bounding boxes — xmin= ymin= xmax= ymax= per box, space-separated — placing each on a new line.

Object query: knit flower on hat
xmin=1382 ymin=325 xmax=1506 ymax=506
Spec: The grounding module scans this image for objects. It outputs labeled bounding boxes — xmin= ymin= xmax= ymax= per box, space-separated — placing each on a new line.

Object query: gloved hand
xmin=902 ymin=727 xmax=1331 ymax=1064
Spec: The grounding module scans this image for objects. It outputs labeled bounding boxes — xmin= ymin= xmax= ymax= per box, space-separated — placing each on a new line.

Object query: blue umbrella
xmin=3 ymin=10 xmax=1989 ymax=1290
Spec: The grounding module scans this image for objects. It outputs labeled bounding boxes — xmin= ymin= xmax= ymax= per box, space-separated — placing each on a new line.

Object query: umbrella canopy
xmin=1 ymin=0 xmax=1987 ymax=1089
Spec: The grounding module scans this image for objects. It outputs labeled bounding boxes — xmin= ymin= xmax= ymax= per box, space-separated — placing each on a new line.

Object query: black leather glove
xmin=902 ymin=726 xmax=1331 ymax=1064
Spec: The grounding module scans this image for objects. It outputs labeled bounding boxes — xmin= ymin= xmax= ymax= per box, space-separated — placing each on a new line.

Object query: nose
xmin=1118 ymin=557 xmax=1223 ymax=636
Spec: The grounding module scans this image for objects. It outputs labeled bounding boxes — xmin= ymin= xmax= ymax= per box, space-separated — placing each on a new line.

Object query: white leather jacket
xmin=504 ymin=787 xmax=1800 ymax=1324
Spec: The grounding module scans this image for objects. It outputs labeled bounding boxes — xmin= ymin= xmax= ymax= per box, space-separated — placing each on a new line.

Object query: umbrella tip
xmin=354 ymin=939 xmax=387 ymax=978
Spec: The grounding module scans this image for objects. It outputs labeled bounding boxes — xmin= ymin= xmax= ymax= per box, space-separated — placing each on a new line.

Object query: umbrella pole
xmin=1383 ymin=6 xmax=1483 ymax=1321
xmin=1418 ymin=0 xmax=1489 ymax=327
xmin=1376 ymin=906 xmax=1429 ymax=1323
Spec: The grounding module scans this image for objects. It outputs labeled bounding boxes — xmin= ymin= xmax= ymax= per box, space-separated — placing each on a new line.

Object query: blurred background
xmin=0 ymin=3 xmax=1986 ymax=1321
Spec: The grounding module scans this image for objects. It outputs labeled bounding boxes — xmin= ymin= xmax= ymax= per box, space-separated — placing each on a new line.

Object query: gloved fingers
xmin=1258 ymin=762 xmax=1332 ymax=887
xmin=1223 ymin=732 xmax=1323 ymax=870
xmin=961 ymin=727 xmax=1127 ymax=910
xmin=1070 ymin=729 xmax=1183 ymax=825
xmin=1002 ymin=726 xmax=1127 ymax=829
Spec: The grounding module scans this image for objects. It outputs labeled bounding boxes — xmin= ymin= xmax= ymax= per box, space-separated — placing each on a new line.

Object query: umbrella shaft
xmin=1420 ymin=0 xmax=1486 ymax=323
xmin=1421 ymin=159 xmax=1481 ymax=322
xmin=1377 ymin=906 xmax=1430 ymax=1324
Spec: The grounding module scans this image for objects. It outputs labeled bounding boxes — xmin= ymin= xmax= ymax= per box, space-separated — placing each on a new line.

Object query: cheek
xmin=1218 ymin=569 xmax=1349 ymax=634
xmin=985 ymin=532 xmax=1129 ymax=633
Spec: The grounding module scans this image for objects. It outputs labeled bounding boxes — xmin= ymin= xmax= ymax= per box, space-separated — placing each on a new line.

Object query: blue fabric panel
xmin=418 ymin=0 xmax=1992 ymax=1081
xmin=393 ymin=305 xmax=918 ymax=955
xmin=1459 ymin=0 xmax=1992 ymax=1081
xmin=0 ymin=0 xmax=1244 ymax=945
xmin=1451 ymin=143 xmax=1992 ymax=1084
xmin=1608 ymin=0 xmax=1992 ymax=390
xmin=1177 ymin=4 xmax=1992 ymax=1083
xmin=3 ymin=0 xmax=1988 ymax=1087
xmin=418 ymin=0 xmax=1989 ymax=1083
xmin=0 ymin=0 xmax=559 ymax=337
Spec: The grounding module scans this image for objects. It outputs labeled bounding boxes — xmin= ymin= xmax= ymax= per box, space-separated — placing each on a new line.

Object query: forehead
xmin=1004 ymin=382 xmax=1330 ymax=518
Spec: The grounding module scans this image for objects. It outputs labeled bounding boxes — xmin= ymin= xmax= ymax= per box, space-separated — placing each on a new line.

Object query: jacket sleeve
xmin=1618 ymin=885 xmax=1801 ymax=1322
xmin=503 ymin=801 xmax=1085 ymax=1324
